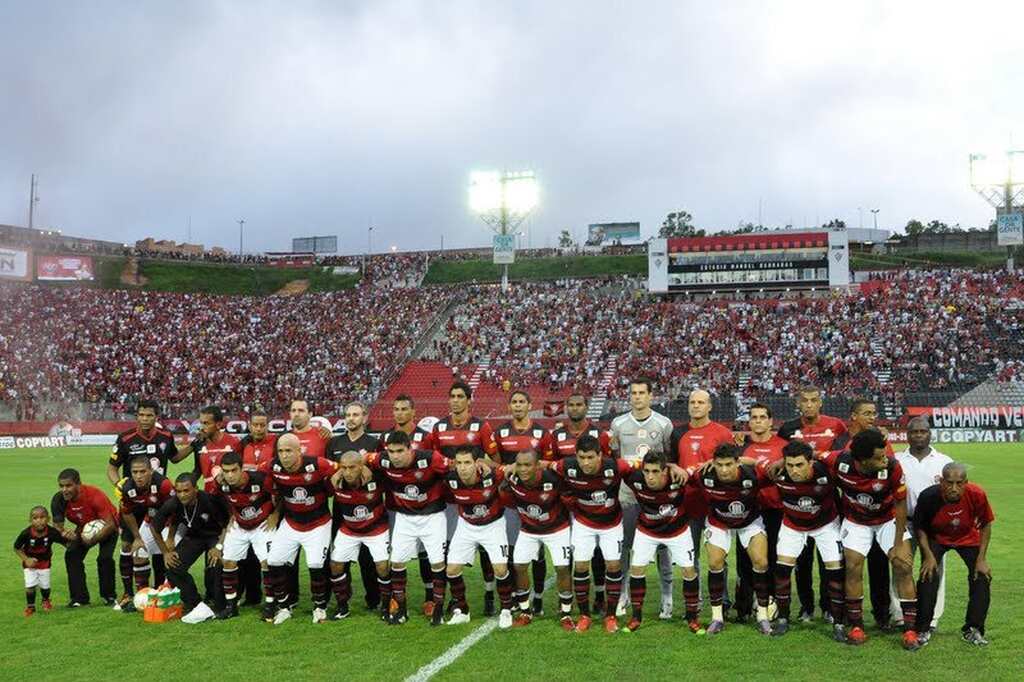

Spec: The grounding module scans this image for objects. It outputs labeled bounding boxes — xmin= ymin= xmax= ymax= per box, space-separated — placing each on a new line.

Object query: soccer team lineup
xmin=16 ymin=384 xmax=994 ymax=655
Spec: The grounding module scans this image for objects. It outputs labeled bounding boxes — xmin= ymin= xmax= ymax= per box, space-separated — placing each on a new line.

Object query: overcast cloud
xmin=1 ymin=0 xmax=1022 ymax=253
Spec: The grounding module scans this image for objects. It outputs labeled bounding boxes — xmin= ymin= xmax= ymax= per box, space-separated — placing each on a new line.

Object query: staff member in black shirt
xmin=153 ymin=472 xmax=229 ymax=624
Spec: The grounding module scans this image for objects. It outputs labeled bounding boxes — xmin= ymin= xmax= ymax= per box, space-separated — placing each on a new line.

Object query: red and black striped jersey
xmin=110 ymin=428 xmax=177 ymax=477
xmin=445 ymin=467 xmax=505 ymax=526
xmin=623 ymin=470 xmax=689 ymax=538
xmin=551 ymin=457 xmax=633 ymax=529
xmin=268 ymin=455 xmax=336 ymax=531
xmin=14 ymin=526 xmax=66 ymax=569
xmin=428 ymin=416 xmax=494 ymax=458
xmin=823 ymin=449 xmax=906 ymax=525
xmin=119 ymin=473 xmax=175 ymax=522
xmin=209 ymin=470 xmax=276 ymax=530
xmin=489 ymin=421 xmax=552 ymax=464
xmin=696 ymin=464 xmax=764 ymax=530
xmin=501 ymin=470 xmax=570 ymax=534
xmin=549 ymin=421 xmax=612 ymax=460
xmin=368 ymin=449 xmax=450 ymax=516
xmin=332 ymin=470 xmax=389 ymax=536
xmin=759 ymin=460 xmax=838 ymax=530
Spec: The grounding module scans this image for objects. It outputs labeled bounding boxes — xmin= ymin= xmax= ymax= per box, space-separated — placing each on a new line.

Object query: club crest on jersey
xmin=158 ymin=442 xmax=166 ymax=453
xmin=872 ymin=482 xmax=884 ymax=492
xmin=449 ymin=479 xmax=458 ymax=489
xmin=539 ymin=493 xmax=550 ymax=502
xmin=636 ymin=444 xmax=650 ymax=456
xmin=415 ymin=472 xmax=424 ymax=480
xmin=817 ymin=477 xmax=829 ymax=485
xmin=651 ymin=431 xmax=660 ymax=440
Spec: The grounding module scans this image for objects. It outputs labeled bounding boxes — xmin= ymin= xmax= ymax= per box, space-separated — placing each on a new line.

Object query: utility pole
xmin=238 ymin=219 xmax=245 ymax=255
xmin=28 ymin=175 xmax=39 ymax=229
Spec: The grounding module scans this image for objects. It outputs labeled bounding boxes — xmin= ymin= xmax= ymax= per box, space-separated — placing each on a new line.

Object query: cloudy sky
xmin=1 ymin=1 xmax=1022 ymax=254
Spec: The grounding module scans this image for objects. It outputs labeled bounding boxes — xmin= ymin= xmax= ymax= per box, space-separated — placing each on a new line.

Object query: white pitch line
xmin=405 ymin=577 xmax=556 ymax=682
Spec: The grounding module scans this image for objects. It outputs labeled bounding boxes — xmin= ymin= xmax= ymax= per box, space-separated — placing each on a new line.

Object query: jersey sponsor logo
xmin=855 ymin=493 xmax=875 ymax=508
xmin=304 ymin=463 xmax=316 ymax=473
xmin=838 ymin=462 xmax=850 ymax=474
xmin=657 ymin=503 xmax=676 ymax=518
xmin=417 ymin=458 xmax=428 ymax=469
xmin=352 ymin=505 xmax=370 ymax=520
xmin=703 ymin=478 xmax=715 ymax=487
xmin=798 ymin=496 xmax=815 ymax=510
xmin=471 ymin=504 xmax=489 ymax=518
xmin=542 ymin=482 xmax=554 ymax=491
xmin=469 ymin=423 xmax=480 ymax=432
xmin=240 ymin=506 xmax=260 ymax=521
xmin=742 ymin=479 xmax=753 ymax=489
xmin=724 ymin=501 xmax=747 ymax=517
xmin=288 ymin=487 xmax=313 ymax=505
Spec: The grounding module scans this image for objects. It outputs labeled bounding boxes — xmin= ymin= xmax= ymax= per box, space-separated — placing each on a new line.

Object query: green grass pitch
xmin=2 ymin=445 xmax=1021 ymax=681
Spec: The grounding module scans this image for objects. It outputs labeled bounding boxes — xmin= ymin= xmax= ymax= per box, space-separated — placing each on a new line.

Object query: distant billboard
xmin=996 ymin=212 xmax=1023 ymax=246
xmin=37 ymin=255 xmax=95 ymax=281
xmin=0 ymin=245 xmax=32 ymax=282
xmin=292 ymin=235 xmax=338 ymax=253
xmin=587 ymin=222 xmax=641 ymax=246
xmin=493 ymin=234 xmax=515 ymax=264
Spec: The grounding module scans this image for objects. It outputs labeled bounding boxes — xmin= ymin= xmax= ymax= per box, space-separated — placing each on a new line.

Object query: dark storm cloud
xmin=1 ymin=1 xmax=1022 ymax=253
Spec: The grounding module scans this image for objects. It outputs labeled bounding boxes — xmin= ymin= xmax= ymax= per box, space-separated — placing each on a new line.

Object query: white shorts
xmin=390 ymin=511 xmax=447 ymax=565
xmin=331 ymin=530 xmax=390 ymax=564
xmin=515 ymin=526 xmax=573 ymax=567
xmin=267 ymin=519 xmax=331 ymax=569
xmin=128 ymin=519 xmax=166 ymax=558
xmin=448 ymin=517 xmax=509 ymax=566
xmin=572 ymin=517 xmax=624 ymax=562
xmin=24 ymin=567 xmax=52 ymax=589
xmin=840 ymin=518 xmax=911 ymax=557
xmin=223 ymin=523 xmax=276 ymax=563
xmin=632 ymin=528 xmax=695 ymax=569
xmin=777 ymin=519 xmax=843 ymax=564
xmin=704 ymin=517 xmax=766 ymax=554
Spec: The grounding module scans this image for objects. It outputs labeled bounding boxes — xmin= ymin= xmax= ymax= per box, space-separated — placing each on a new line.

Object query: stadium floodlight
xmin=969 ymin=150 xmax=1024 ymax=271
xmin=469 ymin=169 xmax=539 ymax=290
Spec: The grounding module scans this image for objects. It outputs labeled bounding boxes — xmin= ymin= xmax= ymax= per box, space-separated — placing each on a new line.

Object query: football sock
xmin=825 ymin=568 xmax=845 ymax=624
xmin=330 ymin=571 xmax=351 ymax=607
xmin=558 ymin=591 xmax=573 ymax=614
xmin=753 ymin=567 xmax=770 ymax=611
xmin=378 ymin=575 xmax=392 ymax=609
xmin=604 ymin=569 xmax=623 ymax=618
xmin=496 ymin=572 xmax=514 ymax=610
xmin=900 ymin=599 xmax=918 ymax=633
xmin=515 ymin=589 xmax=531 ymax=612
xmin=222 ymin=566 xmax=239 ymax=603
xmin=418 ymin=552 xmax=433 ymax=603
xmin=41 ymin=588 xmax=51 ymax=601
xmin=119 ymin=551 xmax=134 ymax=595
xmin=133 ymin=560 xmax=151 ymax=591
xmin=261 ymin=569 xmax=275 ymax=603
xmin=26 ymin=588 xmax=36 ymax=606
xmin=573 ymin=570 xmax=591 ymax=616
xmin=683 ymin=576 xmax=700 ymax=620
xmin=270 ymin=565 xmax=289 ymax=605
xmin=629 ymin=575 xmax=646 ymax=619
xmin=308 ymin=567 xmax=328 ymax=609
xmin=391 ymin=567 xmax=407 ymax=606
xmin=431 ymin=570 xmax=447 ymax=608
xmin=449 ymin=573 xmax=468 ymax=612
xmin=774 ymin=563 xmax=794 ymax=620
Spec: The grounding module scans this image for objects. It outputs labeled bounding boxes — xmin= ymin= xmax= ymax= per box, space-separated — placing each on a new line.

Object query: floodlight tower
xmin=469 ymin=170 xmax=539 ymax=291
xmin=969 ymin=150 xmax=1024 ymax=271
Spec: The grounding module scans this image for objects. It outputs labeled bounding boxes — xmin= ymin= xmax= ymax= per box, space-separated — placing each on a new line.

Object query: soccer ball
xmin=80 ymin=519 xmax=106 ymax=543
xmin=133 ymin=587 xmax=153 ymax=611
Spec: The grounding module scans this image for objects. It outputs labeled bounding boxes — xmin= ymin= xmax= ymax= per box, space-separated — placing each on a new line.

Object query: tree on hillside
xmin=659 ymin=210 xmax=705 ymax=238
xmin=905 ymin=219 xmax=925 ymax=237
xmin=558 ymin=229 xmax=574 ymax=248
xmin=822 ymin=218 xmax=846 ymax=229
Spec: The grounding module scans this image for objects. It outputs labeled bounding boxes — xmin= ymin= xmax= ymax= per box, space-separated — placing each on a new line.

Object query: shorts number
xmin=617 ymin=540 xmax=623 ymax=554
xmin=266 ymin=541 xmax=273 ymax=554
xmin=687 ymin=549 xmax=695 ymax=562
xmin=499 ymin=545 xmax=509 ymax=558
xmin=562 ymin=547 xmax=573 ymax=560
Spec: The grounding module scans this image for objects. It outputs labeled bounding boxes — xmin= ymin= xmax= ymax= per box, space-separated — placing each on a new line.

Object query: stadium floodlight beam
xmin=469 ymin=169 xmax=539 ymax=291
xmin=969 ymin=150 xmax=1024 ymax=271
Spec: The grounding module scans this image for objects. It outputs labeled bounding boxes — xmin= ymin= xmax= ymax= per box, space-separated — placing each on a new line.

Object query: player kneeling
xmin=328 ymin=452 xmax=392 ymax=621
xmin=436 ymin=447 xmax=515 ymax=628
xmin=696 ymin=444 xmax=773 ymax=635
xmin=625 ymin=453 xmax=699 ymax=633
xmin=762 ymin=441 xmax=845 ymax=639
xmin=209 ymin=453 xmax=279 ymax=621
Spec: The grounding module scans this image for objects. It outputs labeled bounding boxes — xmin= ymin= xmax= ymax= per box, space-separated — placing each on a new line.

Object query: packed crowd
xmin=0 ymin=284 xmax=456 ymax=416
xmin=2 ymin=268 xmax=1022 ymax=419
xmin=430 ymin=270 xmax=1024 ymax=401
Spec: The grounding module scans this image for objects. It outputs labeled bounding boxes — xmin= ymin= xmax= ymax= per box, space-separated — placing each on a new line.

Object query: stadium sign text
xmin=930 ymin=429 xmax=1020 ymax=443
xmin=0 ymin=436 xmax=69 ymax=449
